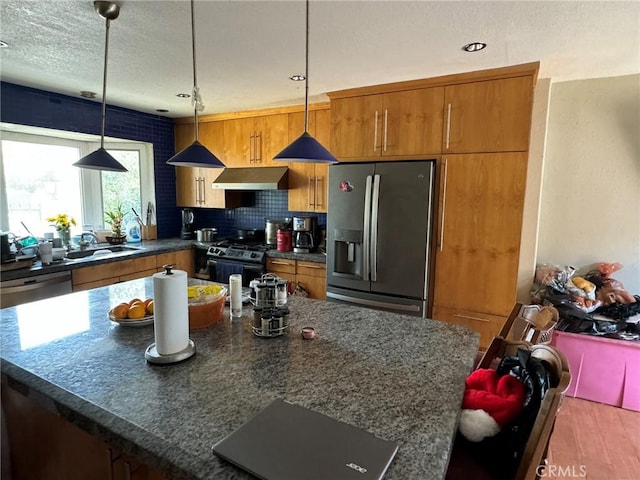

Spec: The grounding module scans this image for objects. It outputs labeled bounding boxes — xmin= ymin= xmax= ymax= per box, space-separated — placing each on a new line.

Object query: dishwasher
xmin=1 ymin=271 xmax=73 ymax=308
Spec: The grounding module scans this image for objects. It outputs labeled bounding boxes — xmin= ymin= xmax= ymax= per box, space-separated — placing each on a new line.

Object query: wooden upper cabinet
xmin=443 ymin=76 xmax=534 ymax=153
xmin=255 ymin=113 xmax=289 ymax=166
xmin=175 ymin=121 xmax=241 ymax=208
xmin=432 ymin=152 xmax=528 ymax=317
xmin=198 ymin=121 xmax=226 ymax=162
xmin=223 ymin=117 xmax=254 ymax=166
xmin=285 ymin=108 xmax=331 ymax=213
xmin=330 ymin=87 xmax=444 ymax=160
xmin=223 ymin=114 xmax=288 ymax=166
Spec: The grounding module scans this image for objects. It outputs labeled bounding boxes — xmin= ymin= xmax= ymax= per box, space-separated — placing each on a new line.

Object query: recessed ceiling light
xmin=462 ymin=42 xmax=487 ymax=52
xmin=156 ymin=109 xmax=169 ymax=113
xmin=176 ymin=93 xmax=191 ymax=98
xmin=0 ymin=41 xmax=8 ymax=48
xmin=80 ymin=91 xmax=97 ymax=99
xmin=289 ymin=75 xmax=305 ymax=81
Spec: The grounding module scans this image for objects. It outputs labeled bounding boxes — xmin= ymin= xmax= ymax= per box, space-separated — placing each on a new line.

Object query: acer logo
xmin=346 ymin=462 xmax=368 ymax=474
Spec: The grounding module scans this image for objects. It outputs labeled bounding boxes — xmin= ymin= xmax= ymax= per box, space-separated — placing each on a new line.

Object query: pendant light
xmin=274 ymin=0 xmax=337 ymax=163
xmin=73 ymin=1 xmax=127 ymax=172
xmin=167 ymin=0 xmax=225 ymax=168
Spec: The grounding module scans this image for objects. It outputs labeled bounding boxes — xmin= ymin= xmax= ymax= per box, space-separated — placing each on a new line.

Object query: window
xmin=0 ymin=127 xmax=155 ymax=238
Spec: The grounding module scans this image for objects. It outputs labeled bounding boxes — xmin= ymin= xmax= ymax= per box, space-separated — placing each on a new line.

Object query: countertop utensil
xmin=20 ymin=221 xmax=34 ymax=237
xmin=146 ymin=202 xmax=153 ymax=226
xmin=131 ymin=208 xmax=145 ymax=227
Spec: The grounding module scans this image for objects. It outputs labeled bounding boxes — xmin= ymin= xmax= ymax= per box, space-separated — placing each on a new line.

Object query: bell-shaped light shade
xmin=166 ymin=140 xmax=225 ymax=168
xmin=73 ymin=147 xmax=128 ymax=172
xmin=273 ymin=131 xmax=338 ymax=163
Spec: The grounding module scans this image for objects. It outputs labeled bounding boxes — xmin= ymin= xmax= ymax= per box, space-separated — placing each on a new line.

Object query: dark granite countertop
xmin=1 ymin=239 xmax=197 ymax=281
xmin=0 ymin=277 xmax=478 ymax=479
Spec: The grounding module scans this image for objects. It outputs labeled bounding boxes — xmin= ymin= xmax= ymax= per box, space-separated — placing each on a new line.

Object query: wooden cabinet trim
xmin=327 ymin=62 xmax=539 ymax=99
xmin=174 ymin=102 xmax=330 ymax=124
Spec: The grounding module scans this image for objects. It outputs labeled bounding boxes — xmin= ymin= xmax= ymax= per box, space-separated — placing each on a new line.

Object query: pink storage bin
xmin=552 ymin=330 xmax=640 ymax=411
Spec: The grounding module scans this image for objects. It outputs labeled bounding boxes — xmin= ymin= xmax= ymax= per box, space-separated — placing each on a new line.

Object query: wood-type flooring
xmin=546 ymin=397 xmax=640 ymax=480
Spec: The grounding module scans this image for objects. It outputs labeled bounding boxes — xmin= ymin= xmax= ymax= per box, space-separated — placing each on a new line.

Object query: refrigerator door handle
xmin=363 ymin=175 xmax=373 ymax=280
xmin=370 ymin=174 xmax=381 ymax=281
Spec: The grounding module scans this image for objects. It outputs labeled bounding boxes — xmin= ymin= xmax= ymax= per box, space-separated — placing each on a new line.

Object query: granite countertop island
xmin=0 ymin=277 xmax=478 ymax=479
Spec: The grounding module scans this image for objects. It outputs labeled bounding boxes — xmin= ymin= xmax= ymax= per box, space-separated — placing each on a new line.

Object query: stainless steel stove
xmin=198 ymin=239 xmax=269 ymax=286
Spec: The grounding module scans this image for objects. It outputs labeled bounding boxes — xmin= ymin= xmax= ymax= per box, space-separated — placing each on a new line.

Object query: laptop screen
xmin=212 ymin=398 xmax=399 ymax=480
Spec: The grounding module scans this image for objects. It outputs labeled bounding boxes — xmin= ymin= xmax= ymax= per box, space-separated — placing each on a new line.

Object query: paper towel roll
xmin=153 ymin=267 xmax=189 ymax=355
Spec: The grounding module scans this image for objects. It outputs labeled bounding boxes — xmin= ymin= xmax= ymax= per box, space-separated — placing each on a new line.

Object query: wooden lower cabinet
xmin=155 ymin=250 xmax=195 ymax=276
xmin=72 ymin=256 xmax=157 ymax=291
xmin=432 ymin=306 xmax=506 ymax=351
xmin=72 ymin=250 xmax=194 ymax=292
xmin=266 ymin=258 xmax=326 ymax=300
xmin=1 ymin=376 xmax=165 ymax=480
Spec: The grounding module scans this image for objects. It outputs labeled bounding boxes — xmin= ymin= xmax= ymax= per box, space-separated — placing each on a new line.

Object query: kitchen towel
xmin=153 ymin=268 xmax=189 ymax=355
xmin=214 ymin=260 xmax=244 ymax=284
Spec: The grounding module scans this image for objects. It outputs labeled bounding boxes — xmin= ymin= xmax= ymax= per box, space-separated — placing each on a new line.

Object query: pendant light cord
xmin=100 ymin=17 xmax=111 ymax=149
xmin=304 ymin=0 xmax=310 ymax=133
xmin=191 ymin=0 xmax=200 ymax=142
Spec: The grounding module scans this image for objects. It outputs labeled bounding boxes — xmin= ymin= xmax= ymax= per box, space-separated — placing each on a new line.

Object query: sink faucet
xmin=78 ymin=232 xmax=99 ymax=250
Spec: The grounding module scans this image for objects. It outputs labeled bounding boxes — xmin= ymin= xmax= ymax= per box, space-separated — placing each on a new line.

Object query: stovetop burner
xmin=206 ymin=238 xmax=269 ymax=264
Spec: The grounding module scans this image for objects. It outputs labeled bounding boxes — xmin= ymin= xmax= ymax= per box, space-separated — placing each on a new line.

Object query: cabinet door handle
xmin=200 ymin=177 xmax=205 ymax=204
xmin=315 ymin=176 xmax=323 ymax=207
xmin=256 ymin=132 xmax=262 ymax=163
xmin=249 ymin=133 xmax=255 ymax=163
xmin=439 ymin=159 xmax=448 ymax=252
xmin=270 ymin=260 xmax=293 ymax=266
xmin=106 ymin=448 xmax=119 ymax=480
xmin=453 ymin=313 xmax=490 ymax=323
xmin=299 ymin=263 xmax=323 ymax=269
xmin=445 ymin=103 xmax=452 ymax=150
xmin=308 ymin=176 xmax=314 ymax=207
xmin=373 ymin=110 xmax=379 ymax=152
xmin=383 ymin=109 xmax=388 ymax=152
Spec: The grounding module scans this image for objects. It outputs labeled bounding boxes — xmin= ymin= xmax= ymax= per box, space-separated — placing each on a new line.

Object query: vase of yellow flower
xmin=47 ymin=213 xmax=77 ymax=250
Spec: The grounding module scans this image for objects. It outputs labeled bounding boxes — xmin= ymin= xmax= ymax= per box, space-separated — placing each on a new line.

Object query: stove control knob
xmin=250 ymin=252 xmax=257 ymax=258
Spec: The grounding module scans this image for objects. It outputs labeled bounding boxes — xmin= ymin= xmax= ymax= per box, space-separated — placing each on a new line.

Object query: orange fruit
xmin=143 ymin=298 xmax=153 ymax=308
xmin=145 ymin=300 xmax=154 ymax=315
xmin=127 ymin=304 xmax=147 ymax=319
xmin=128 ymin=298 xmax=143 ymax=307
xmin=111 ymin=303 xmax=130 ymax=320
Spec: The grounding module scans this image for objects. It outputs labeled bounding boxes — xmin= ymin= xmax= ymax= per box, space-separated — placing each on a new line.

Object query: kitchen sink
xmin=65 ymin=245 xmax=142 ymax=260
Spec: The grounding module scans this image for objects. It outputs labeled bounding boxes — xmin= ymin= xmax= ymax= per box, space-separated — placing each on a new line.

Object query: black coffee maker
xmin=181 ymin=208 xmax=195 ymax=239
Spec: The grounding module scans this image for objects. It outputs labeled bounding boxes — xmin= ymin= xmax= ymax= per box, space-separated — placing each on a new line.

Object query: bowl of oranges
xmin=108 ymin=297 xmax=154 ymax=327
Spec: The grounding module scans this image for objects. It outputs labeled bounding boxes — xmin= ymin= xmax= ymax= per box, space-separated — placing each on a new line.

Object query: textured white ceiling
xmin=1 ymin=0 xmax=638 ymax=118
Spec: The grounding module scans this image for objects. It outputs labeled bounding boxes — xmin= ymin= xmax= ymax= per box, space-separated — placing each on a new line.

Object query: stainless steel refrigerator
xmin=326 ymin=161 xmax=435 ymax=317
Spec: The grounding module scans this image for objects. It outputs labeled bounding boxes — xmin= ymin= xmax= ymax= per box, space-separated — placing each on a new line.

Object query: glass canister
xmin=251 ymin=306 xmax=290 ymax=337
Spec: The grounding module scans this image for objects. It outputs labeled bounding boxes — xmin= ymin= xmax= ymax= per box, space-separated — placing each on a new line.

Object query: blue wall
xmin=0 ymin=82 xmax=326 ymax=239
xmin=1 ymin=82 xmax=180 ymax=238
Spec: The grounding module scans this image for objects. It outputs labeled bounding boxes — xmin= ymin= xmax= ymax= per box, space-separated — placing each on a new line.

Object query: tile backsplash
xmin=190 ymin=190 xmax=326 ymax=237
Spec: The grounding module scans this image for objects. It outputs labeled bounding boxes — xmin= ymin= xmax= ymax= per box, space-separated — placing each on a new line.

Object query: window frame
xmin=0 ymin=126 xmax=155 ymax=234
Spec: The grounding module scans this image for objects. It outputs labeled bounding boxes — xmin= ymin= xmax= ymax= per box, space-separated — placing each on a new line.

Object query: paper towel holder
xmin=145 ymin=263 xmax=196 ymax=365
xmin=145 ymin=339 xmax=196 ymax=365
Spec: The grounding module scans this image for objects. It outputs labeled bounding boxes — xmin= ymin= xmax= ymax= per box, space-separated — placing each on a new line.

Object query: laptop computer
xmin=212 ymin=398 xmax=399 ymax=480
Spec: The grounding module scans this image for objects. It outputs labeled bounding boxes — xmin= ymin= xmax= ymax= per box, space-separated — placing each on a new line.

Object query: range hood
xmin=212 ymin=166 xmax=288 ymax=190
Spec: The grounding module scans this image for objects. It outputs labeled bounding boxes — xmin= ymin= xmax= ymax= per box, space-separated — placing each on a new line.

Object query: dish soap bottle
xmin=126 ymin=221 xmax=142 ymax=243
